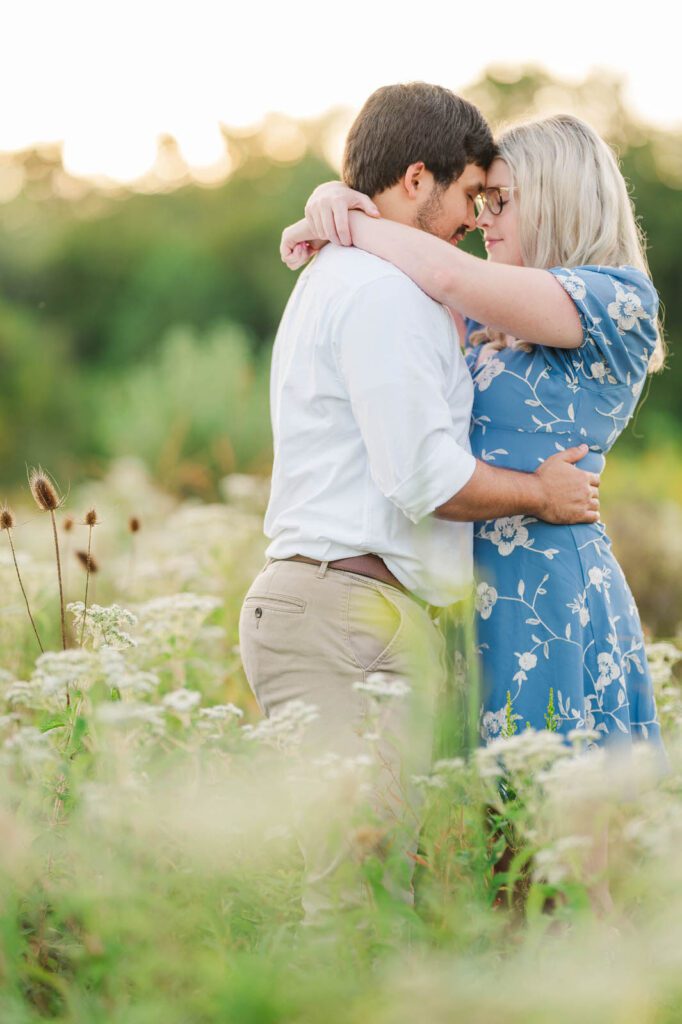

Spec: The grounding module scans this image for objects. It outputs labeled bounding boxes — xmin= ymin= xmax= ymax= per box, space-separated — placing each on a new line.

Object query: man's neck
xmin=372 ymin=191 xmax=414 ymax=227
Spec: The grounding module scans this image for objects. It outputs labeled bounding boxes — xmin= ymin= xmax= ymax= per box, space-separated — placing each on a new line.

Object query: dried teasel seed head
xmin=128 ymin=516 xmax=141 ymax=533
xmin=76 ymin=550 xmax=99 ymax=574
xmin=29 ymin=468 xmax=61 ymax=512
xmin=63 ymin=516 xmax=75 ymax=533
xmin=84 ymin=508 xmax=98 ymax=527
xmin=0 ymin=505 xmax=14 ymax=530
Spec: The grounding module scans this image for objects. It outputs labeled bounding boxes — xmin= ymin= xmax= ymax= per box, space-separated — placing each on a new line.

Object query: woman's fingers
xmin=333 ymin=199 xmax=352 ymax=246
xmin=321 ymin=208 xmax=341 ymax=247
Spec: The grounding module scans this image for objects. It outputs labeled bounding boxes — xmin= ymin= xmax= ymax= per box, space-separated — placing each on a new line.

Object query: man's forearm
xmin=434 ymin=460 xmax=543 ymax=522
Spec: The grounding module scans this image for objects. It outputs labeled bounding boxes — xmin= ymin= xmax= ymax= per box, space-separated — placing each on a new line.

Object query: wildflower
xmin=63 ymin=516 xmax=75 ymax=533
xmin=533 ymin=836 xmax=593 ymax=885
xmin=29 ymin=468 xmax=62 ymax=512
xmin=28 ymin=466 xmax=67 ymax=653
xmin=94 ymin=701 xmax=166 ymax=734
xmin=68 ymin=602 xmax=137 ymax=650
xmin=162 ymin=688 xmax=201 ymax=714
xmin=1 ymin=503 xmax=44 ymax=652
xmin=76 ymin=551 xmax=99 ymax=573
xmin=32 ymin=649 xmax=100 ymax=702
xmin=77 ymin=509 xmax=99 ymax=646
xmin=476 ymin=728 xmax=569 ymax=781
xmin=242 ymin=699 xmax=320 ymax=751
xmin=199 ymin=703 xmax=244 ymax=721
xmin=353 ymin=674 xmax=411 ymax=699
xmin=2 ymin=725 xmax=56 ymax=766
xmin=134 ymin=593 xmax=222 ymax=649
xmin=128 ymin=516 xmax=141 ymax=533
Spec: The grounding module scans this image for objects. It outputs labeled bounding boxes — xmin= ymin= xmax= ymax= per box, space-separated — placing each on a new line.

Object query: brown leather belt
xmin=282 ymin=553 xmax=407 ymax=594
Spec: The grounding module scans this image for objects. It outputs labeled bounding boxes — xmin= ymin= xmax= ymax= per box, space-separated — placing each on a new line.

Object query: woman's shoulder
xmin=549 ymin=264 xmax=659 ymax=320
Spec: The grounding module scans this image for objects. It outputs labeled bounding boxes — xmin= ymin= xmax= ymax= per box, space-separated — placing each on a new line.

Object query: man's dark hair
xmin=342 ymin=82 xmax=496 ymax=197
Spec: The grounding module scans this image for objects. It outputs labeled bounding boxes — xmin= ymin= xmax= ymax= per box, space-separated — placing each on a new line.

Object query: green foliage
xmin=544 ymin=688 xmax=559 ymax=732
xmin=0 ymin=67 xmax=680 ymax=501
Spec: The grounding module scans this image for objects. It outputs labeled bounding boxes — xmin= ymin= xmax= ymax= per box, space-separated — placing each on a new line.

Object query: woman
xmin=280 ymin=114 xmax=666 ymax=763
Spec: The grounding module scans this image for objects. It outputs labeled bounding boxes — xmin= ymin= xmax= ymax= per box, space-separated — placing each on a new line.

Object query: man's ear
xmin=401 ymin=161 xmax=427 ymax=200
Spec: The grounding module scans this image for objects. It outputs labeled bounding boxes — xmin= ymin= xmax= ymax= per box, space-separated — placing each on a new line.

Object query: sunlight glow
xmin=1 ymin=0 xmax=679 ymax=184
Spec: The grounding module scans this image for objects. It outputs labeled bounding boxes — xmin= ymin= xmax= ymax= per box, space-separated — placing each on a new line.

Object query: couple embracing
xmin=239 ymin=82 xmax=665 ymax=923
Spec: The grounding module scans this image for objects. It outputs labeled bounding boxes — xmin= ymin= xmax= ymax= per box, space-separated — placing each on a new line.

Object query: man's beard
xmin=415 ymin=183 xmax=447 ymax=236
xmin=415 ymin=184 xmax=465 ymax=242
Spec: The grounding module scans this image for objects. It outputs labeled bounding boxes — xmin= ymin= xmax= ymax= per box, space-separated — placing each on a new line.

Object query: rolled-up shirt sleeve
xmin=332 ymin=273 xmax=477 ymax=524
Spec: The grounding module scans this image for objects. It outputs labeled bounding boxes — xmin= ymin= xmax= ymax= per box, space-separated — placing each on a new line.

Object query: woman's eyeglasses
xmin=474 ymin=186 xmax=520 ymax=217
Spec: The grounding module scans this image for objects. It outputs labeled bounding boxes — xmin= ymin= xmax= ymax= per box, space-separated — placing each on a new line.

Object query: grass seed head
xmin=129 ymin=516 xmax=141 ymax=533
xmin=76 ymin=550 xmax=99 ymax=574
xmin=0 ymin=505 xmax=14 ymax=530
xmin=29 ymin=467 xmax=61 ymax=512
xmin=84 ymin=508 xmax=98 ymax=527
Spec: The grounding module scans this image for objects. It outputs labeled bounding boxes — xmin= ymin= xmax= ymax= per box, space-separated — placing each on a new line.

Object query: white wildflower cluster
xmin=32 ymin=649 xmax=101 ymax=703
xmin=242 ymin=700 xmax=320 ymax=751
xmin=533 ymin=836 xmax=594 ymax=885
xmin=133 ymin=593 xmax=222 ymax=650
xmin=68 ymin=602 xmax=137 ymax=650
xmin=199 ymin=703 xmax=244 ymax=721
xmin=220 ymin=473 xmax=271 ymax=512
xmin=94 ymin=701 xmax=166 ymax=736
xmin=645 ymin=641 xmax=682 ymax=688
xmin=1 ymin=724 xmax=57 ymax=767
xmin=3 ymin=679 xmax=41 ymax=709
xmin=353 ymin=673 xmax=412 ymax=700
xmin=98 ymin=648 xmax=160 ymax=698
xmin=197 ymin=703 xmax=244 ymax=741
xmin=475 ymin=728 xmax=570 ymax=781
xmin=162 ymin=688 xmax=202 ymax=715
xmin=413 ymin=757 xmax=468 ymax=792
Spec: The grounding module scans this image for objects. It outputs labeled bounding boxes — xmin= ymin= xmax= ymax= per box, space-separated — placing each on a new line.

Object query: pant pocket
xmin=345 ymin=581 xmax=404 ymax=672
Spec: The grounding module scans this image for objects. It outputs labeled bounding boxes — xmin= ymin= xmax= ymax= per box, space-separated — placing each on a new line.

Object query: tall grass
xmin=0 ymin=460 xmax=681 ymax=1023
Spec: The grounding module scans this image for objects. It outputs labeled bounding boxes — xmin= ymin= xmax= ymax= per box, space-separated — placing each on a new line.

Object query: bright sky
xmin=2 ymin=0 xmax=679 ymax=184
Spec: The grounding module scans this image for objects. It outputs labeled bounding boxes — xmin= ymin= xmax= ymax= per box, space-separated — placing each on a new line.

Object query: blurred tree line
xmin=0 ymin=66 xmax=680 ymax=494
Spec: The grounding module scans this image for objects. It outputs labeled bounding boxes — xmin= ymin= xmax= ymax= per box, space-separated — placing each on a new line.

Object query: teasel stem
xmin=125 ymin=515 xmax=141 ymax=593
xmin=79 ymin=509 xmax=98 ymax=646
xmin=0 ymin=506 xmax=44 ymax=653
xmin=29 ymin=467 xmax=67 ymax=656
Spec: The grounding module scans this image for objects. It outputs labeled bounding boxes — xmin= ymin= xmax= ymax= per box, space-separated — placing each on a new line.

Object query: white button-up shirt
xmin=264 ymin=245 xmax=476 ymax=606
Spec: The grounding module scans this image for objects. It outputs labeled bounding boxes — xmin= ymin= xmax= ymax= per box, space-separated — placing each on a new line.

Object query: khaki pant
xmin=238 ymin=557 xmax=446 ymax=924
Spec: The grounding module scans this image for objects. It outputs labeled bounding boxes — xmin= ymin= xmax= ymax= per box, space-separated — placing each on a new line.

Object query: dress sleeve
xmin=548 ymin=265 xmax=659 ymax=385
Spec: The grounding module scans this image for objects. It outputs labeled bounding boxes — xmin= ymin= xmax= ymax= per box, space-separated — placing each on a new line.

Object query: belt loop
xmin=316 ymin=560 xmax=329 ymax=579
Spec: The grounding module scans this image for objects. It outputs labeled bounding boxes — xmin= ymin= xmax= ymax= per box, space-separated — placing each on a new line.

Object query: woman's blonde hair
xmin=495 ymin=114 xmax=665 ymax=372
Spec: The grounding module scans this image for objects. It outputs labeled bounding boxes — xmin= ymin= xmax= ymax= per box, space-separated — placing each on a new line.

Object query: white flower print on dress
xmin=475 ymin=357 xmax=505 ymax=391
xmin=587 ymin=566 xmax=611 ymax=594
xmin=487 ymin=516 xmax=529 ymax=556
xmin=556 ymin=272 xmax=587 ymax=302
xmin=567 ymin=592 xmax=591 ymax=627
xmin=475 ymin=582 xmax=498 ymax=620
xmin=590 ymin=361 xmax=608 ymax=381
xmin=517 ymin=652 xmax=538 ymax=671
xmin=596 ymin=652 xmax=621 ymax=691
xmin=607 ymin=281 xmax=649 ymax=335
xmin=481 ymin=706 xmax=507 ymax=741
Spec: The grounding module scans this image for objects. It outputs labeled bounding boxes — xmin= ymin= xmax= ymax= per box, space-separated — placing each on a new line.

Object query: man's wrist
xmin=525 ymin=471 xmax=547 ymax=519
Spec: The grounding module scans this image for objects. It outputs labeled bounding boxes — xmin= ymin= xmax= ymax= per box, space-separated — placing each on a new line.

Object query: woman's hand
xmin=304 ymin=181 xmax=380 ymax=247
xmin=280 ymin=218 xmax=328 ymax=270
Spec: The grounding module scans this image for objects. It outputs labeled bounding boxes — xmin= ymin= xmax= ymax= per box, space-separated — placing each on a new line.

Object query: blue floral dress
xmin=464 ymin=265 xmax=664 ymax=754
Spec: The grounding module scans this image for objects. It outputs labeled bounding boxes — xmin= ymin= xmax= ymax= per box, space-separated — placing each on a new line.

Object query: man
xmin=239 ymin=83 xmax=597 ymax=924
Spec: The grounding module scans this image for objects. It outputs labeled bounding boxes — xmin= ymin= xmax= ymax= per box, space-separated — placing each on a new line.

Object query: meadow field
xmin=1 ymin=457 xmax=682 ymax=1024
xmin=2 ymin=65 xmax=682 ymax=1022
